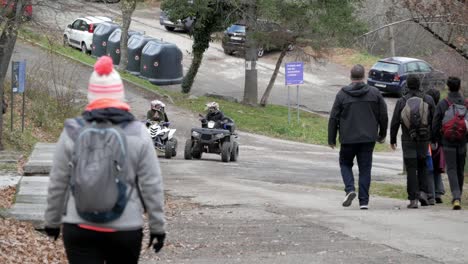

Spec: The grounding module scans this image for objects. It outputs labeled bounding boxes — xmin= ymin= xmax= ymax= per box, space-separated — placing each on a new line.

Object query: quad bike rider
xmin=147 ymin=100 xmax=169 ymax=123
xmin=146 ymin=100 xmax=177 ymax=158
xmin=184 ymin=102 xmax=239 ymax=162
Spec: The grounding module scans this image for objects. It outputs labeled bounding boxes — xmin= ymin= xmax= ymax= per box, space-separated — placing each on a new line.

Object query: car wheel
xmin=221 ymin=142 xmax=231 ymax=163
xmin=63 ymin=36 xmax=68 ymax=47
xmin=257 ymin=48 xmax=265 ymax=58
xmin=184 ymin=139 xmax=193 ymax=160
xmin=165 ymin=26 xmax=175 ymax=32
xmin=81 ymin=43 xmax=88 ymax=54
xmin=230 ymin=141 xmax=239 ymax=162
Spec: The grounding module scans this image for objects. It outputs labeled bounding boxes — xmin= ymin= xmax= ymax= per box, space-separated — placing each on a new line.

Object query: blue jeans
xmin=339 ymin=142 xmax=375 ymax=206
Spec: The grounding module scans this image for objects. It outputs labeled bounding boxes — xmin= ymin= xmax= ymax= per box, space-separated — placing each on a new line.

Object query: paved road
xmin=11 ymin=40 xmax=468 ymax=264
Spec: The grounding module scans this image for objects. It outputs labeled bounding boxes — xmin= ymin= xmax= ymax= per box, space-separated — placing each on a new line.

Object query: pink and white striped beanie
xmin=88 ymin=56 xmax=125 ymax=102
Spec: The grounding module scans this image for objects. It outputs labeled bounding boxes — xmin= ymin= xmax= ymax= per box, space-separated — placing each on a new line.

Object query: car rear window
xmin=227 ymin=24 xmax=245 ymax=33
xmin=372 ymin=62 xmax=399 ymax=73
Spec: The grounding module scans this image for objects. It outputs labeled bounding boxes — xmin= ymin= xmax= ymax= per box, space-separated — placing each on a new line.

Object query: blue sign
xmin=12 ymin=61 xmax=26 ymax=93
xmin=285 ymin=62 xmax=304 ymax=85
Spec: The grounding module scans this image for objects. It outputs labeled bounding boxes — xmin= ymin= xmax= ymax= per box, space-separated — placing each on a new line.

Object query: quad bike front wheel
xmin=230 ymin=141 xmax=239 ymax=162
xmin=184 ymin=139 xmax=193 ymax=160
xmin=221 ymin=142 xmax=231 ymax=163
xmin=192 ymin=142 xmax=202 ymax=159
xmin=165 ymin=141 xmax=174 ymax=159
xmin=170 ymin=138 xmax=178 ymax=157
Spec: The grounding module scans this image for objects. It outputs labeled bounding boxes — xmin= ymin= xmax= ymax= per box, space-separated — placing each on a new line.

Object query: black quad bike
xmin=184 ymin=116 xmax=239 ymax=162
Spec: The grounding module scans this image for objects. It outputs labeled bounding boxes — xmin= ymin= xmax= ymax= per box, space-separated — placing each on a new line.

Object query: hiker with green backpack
xmin=44 ymin=56 xmax=166 ymax=263
xmin=390 ymin=74 xmax=436 ymax=209
xmin=432 ymin=77 xmax=467 ymax=210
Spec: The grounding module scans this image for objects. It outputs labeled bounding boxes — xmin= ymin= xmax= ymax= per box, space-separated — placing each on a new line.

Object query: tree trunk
xmin=182 ymin=50 xmax=204 ymax=93
xmin=119 ymin=0 xmax=136 ymax=70
xmin=242 ymin=1 xmax=258 ymax=105
xmin=0 ymin=0 xmax=23 ymax=150
xmin=260 ymin=47 xmax=287 ymax=107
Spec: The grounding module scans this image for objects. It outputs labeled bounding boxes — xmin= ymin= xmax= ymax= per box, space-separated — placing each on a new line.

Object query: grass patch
xmin=174 ymin=95 xmax=329 ymax=145
xmin=19 ymin=27 xmax=395 ymax=150
xmin=332 ymin=48 xmax=380 ymax=70
xmin=368 ymin=180 xmax=468 ymax=207
xmin=1 ymin=40 xmax=84 ymax=156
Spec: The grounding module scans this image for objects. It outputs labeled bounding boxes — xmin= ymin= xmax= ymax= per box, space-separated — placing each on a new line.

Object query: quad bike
xmin=184 ymin=115 xmax=239 ymax=162
xmin=146 ymin=121 xmax=177 ymax=159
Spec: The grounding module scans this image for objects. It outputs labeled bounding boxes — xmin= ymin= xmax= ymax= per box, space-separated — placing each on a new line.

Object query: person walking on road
xmin=390 ymin=74 xmax=435 ymax=209
xmin=432 ymin=76 xmax=466 ymax=210
xmin=425 ymin=88 xmax=445 ymax=204
xmin=328 ymin=64 xmax=388 ymax=210
xmin=44 ymin=56 xmax=166 ymax=263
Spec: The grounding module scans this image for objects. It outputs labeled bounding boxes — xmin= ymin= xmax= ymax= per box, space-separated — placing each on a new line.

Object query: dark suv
xmin=222 ymin=21 xmax=293 ymax=57
xmin=367 ymin=57 xmax=446 ymax=96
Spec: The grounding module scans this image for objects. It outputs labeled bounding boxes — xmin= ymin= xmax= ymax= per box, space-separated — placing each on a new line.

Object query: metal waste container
xmin=91 ymin=22 xmax=120 ymax=58
xmin=106 ymin=29 xmax=141 ymax=65
xmin=126 ymin=35 xmax=155 ymax=76
xmin=140 ymin=40 xmax=183 ymax=85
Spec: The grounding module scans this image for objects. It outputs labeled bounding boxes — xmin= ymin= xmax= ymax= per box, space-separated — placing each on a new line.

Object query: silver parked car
xmin=159 ymin=10 xmax=195 ymax=32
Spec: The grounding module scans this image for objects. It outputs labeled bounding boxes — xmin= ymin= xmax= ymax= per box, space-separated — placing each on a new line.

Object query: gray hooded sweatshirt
xmin=44 ymin=118 xmax=165 ymax=234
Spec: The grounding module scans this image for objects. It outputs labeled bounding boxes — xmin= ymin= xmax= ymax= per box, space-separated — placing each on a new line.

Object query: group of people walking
xmin=329 ymin=64 xmax=466 ymax=210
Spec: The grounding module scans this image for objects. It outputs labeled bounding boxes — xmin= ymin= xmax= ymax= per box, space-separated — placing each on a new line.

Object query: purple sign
xmin=285 ymin=62 xmax=304 ymax=85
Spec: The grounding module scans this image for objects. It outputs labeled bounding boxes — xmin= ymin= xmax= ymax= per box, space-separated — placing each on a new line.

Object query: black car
xmin=367 ymin=57 xmax=446 ymax=96
xmin=222 ymin=21 xmax=293 ymax=57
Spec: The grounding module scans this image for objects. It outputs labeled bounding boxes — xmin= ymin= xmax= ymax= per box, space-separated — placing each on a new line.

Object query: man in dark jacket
xmin=328 ymin=64 xmax=388 ymax=210
xmin=390 ymin=74 xmax=435 ymax=209
xmin=432 ymin=76 xmax=465 ymax=210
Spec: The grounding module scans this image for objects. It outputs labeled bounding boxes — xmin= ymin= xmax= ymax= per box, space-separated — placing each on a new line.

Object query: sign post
xmin=11 ymin=61 xmax=26 ymax=132
xmin=285 ymin=62 xmax=304 ymax=124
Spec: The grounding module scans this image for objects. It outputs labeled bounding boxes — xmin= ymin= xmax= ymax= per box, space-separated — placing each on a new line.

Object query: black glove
xmin=148 ymin=233 xmax=166 ymax=253
xmin=44 ymin=226 xmax=60 ymax=241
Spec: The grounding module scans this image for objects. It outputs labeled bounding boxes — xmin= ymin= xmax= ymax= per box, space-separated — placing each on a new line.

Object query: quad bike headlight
xmin=192 ymin=131 xmax=201 ymax=138
xmin=215 ymin=133 xmax=225 ymax=139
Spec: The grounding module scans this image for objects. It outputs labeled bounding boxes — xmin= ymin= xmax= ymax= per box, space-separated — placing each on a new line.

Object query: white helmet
xmin=205 ymin=102 xmax=219 ymax=113
xmin=151 ymin=100 xmax=165 ymax=110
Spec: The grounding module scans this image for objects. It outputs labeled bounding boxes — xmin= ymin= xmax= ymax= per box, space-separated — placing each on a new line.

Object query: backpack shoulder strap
xmin=445 ymin=98 xmax=453 ymax=106
xmin=64 ymin=117 xmax=87 ymax=142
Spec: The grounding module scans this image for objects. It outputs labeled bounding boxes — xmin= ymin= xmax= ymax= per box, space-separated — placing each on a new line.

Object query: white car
xmin=63 ymin=16 xmax=112 ymax=53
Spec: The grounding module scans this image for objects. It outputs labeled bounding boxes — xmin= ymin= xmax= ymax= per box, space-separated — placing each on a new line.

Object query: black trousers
xmin=443 ymin=145 xmax=466 ymax=201
xmin=63 ymin=224 xmax=143 ymax=264
xmin=402 ymin=141 xmax=429 ymax=200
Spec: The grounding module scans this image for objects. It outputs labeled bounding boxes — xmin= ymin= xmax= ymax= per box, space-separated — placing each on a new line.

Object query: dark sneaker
xmin=428 ymin=199 xmax=435 ymax=206
xmin=435 ymin=197 xmax=443 ymax=204
xmin=453 ymin=200 xmax=461 ymax=210
xmin=419 ymin=193 xmax=429 ymax=206
xmin=342 ymin=191 xmax=356 ymax=207
xmin=360 ymin=205 xmax=368 ymax=210
xmin=407 ymin=200 xmax=418 ymax=209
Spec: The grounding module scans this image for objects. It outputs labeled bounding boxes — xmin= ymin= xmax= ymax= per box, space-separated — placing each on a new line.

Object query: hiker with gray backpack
xmin=390 ymin=74 xmax=436 ymax=209
xmin=432 ymin=76 xmax=467 ymax=210
xmin=44 ymin=56 xmax=166 ymax=263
